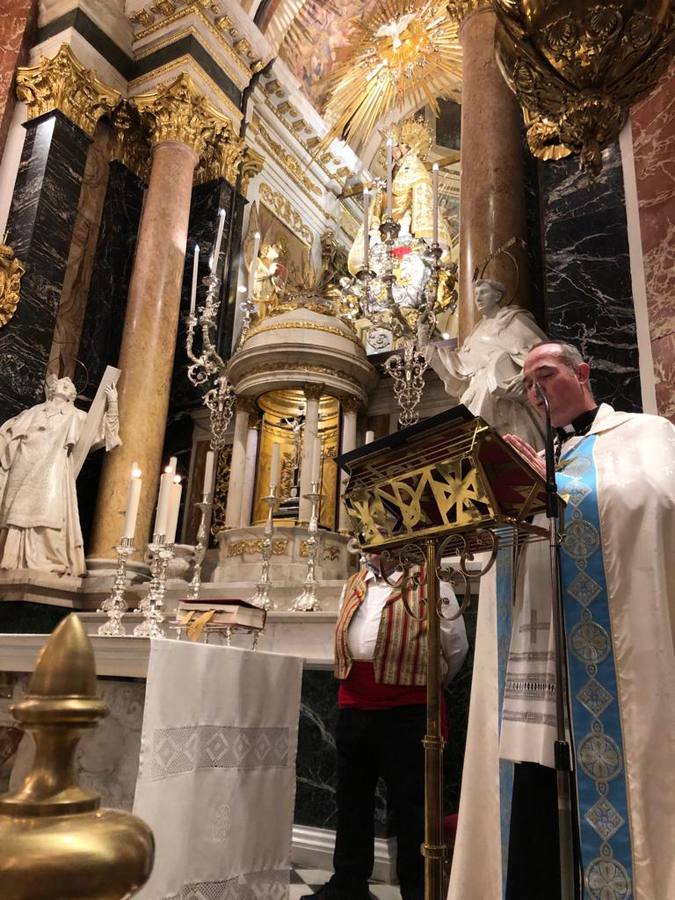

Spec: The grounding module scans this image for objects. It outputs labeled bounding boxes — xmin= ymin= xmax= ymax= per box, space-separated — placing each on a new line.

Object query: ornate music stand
xmin=338 ymin=405 xmax=553 ymax=900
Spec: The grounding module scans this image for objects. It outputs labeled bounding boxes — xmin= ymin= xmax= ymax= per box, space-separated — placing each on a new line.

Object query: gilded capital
xmin=446 ymin=0 xmax=492 ymax=24
xmin=194 ymin=125 xmax=245 ymax=188
xmin=304 ymin=384 xmax=325 ymax=402
xmin=110 ymin=102 xmax=152 ymax=182
xmin=133 ymin=74 xmax=232 ymax=158
xmin=341 ymin=398 xmax=361 ymax=415
xmin=239 ymin=145 xmax=264 ymax=195
xmin=16 ymin=44 xmax=120 ymax=138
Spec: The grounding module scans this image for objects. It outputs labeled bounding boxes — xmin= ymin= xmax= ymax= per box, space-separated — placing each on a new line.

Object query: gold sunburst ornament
xmin=321 ymin=0 xmax=462 ymax=150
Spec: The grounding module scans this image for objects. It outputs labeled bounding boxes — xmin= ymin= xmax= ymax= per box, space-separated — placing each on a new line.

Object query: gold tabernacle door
xmin=338 ymin=404 xmax=549 ymax=554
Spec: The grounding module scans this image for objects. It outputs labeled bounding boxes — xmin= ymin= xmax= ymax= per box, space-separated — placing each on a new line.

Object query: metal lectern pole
xmin=423 ymin=538 xmax=446 ymax=900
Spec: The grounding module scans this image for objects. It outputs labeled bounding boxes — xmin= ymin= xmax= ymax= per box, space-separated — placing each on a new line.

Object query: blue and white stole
xmin=557 ymin=435 xmax=635 ymax=899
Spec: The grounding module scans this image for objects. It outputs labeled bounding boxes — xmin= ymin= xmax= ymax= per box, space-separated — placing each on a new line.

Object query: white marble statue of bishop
xmin=425 ymin=278 xmax=547 ymax=446
xmin=0 ymin=373 xmax=121 ymax=577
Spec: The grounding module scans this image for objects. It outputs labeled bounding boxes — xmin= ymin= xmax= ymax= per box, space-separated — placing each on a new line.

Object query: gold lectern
xmin=338 ymin=406 xmax=549 ymax=900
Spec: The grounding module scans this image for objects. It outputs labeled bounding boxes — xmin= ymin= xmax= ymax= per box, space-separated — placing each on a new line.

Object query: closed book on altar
xmin=176 ymin=599 xmax=266 ymax=631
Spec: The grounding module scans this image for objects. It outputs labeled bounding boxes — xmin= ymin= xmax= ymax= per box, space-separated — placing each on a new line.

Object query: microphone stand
xmin=535 ymin=383 xmax=582 ymax=900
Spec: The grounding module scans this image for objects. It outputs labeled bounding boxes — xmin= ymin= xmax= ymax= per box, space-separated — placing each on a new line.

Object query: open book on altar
xmin=175 ymin=597 xmax=266 ymax=635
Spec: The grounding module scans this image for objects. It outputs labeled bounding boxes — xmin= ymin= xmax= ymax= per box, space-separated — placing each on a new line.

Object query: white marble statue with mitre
xmin=425 ymin=279 xmax=547 ymax=447
xmin=0 ymin=374 xmax=121 ymax=577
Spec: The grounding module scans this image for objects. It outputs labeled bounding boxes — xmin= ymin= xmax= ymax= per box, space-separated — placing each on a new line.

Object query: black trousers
xmin=506 ymin=762 xmax=561 ymax=900
xmin=330 ymin=705 xmax=426 ymax=900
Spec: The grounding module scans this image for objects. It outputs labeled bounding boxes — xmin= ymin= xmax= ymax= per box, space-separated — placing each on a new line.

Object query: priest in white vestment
xmin=448 ymin=341 xmax=675 ymax=900
xmin=0 ymin=375 xmax=120 ymax=576
xmin=425 ymin=279 xmax=547 ymax=448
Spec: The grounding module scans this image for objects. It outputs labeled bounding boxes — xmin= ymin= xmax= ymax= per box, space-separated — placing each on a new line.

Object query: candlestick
xmin=187 ymin=487 xmax=214 ymax=601
xmin=154 ymin=466 xmax=173 ymax=537
xmin=210 ymin=208 xmax=226 ymax=273
xmin=432 ymin=163 xmax=439 ymax=246
xmin=270 ymin=441 xmax=281 ymax=492
xmin=165 ymin=476 xmax=182 ymax=545
xmin=168 ymin=456 xmax=177 ymax=474
xmin=122 ymin=465 xmax=142 ymax=540
xmin=134 ymin=534 xmax=172 ymax=638
xmin=365 ymin=430 xmax=375 ymax=444
xmin=203 ymin=450 xmax=215 ymax=497
xmin=386 ymin=137 xmax=394 ymax=219
xmin=292 ymin=481 xmax=322 ymax=612
xmin=248 ymin=487 xmax=278 ymax=611
xmin=189 ymin=243 xmax=199 ymax=316
xmin=98 ymin=536 xmax=134 ymax=636
xmin=362 ymin=188 xmax=370 ymax=271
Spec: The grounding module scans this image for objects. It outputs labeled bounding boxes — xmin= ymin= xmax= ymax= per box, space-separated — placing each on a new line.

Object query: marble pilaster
xmin=298 ymin=385 xmax=322 ymax=524
xmin=0 ymin=111 xmax=90 ymax=419
xmin=224 ymin=399 xmax=253 ymax=528
xmin=338 ymin=399 xmax=358 ymax=534
xmin=541 ymin=143 xmax=641 ymax=411
xmin=456 ymin=5 xmax=529 ymax=342
xmin=630 ymin=60 xmax=675 ymax=422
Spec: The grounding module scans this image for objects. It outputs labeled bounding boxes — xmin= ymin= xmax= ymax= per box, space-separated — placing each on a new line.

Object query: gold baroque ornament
xmin=320 ymin=0 xmax=462 ymax=151
xmin=239 ymin=145 xmax=264 ymax=195
xmin=110 ymin=101 xmax=152 ymax=181
xmin=0 ymin=241 xmax=26 ymax=328
xmin=251 ymin=116 xmax=322 ymax=197
xmin=194 ymin=124 xmax=245 ymax=187
xmin=226 ymin=539 xmax=289 ymax=557
xmin=494 ymin=1 xmax=675 ymax=176
xmin=446 ymin=0 xmax=492 ymax=24
xmin=259 ymin=183 xmax=313 ymax=246
xmin=16 ymin=44 xmax=120 ymax=139
xmin=133 ymin=73 xmax=233 ymax=157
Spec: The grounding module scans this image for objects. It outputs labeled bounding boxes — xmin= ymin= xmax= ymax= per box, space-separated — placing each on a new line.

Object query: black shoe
xmin=299 ymin=883 xmax=373 ymax=899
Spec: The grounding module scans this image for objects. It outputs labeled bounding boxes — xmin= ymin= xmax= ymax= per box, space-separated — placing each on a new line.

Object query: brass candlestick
xmin=292 ymin=481 xmax=322 ymax=612
xmin=98 ymin=536 xmax=134 ymax=636
xmin=247 ymin=488 xmax=278 ymax=611
xmin=134 ymin=534 xmax=173 ymax=638
xmin=0 ymin=615 xmax=154 ymax=897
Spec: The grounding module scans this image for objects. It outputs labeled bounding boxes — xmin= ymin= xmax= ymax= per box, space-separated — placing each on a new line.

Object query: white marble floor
xmin=289 ymin=867 xmax=400 ymax=899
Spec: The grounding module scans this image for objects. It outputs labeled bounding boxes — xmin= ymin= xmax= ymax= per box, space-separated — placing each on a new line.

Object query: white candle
xmin=248 ymin=230 xmax=261 ymax=297
xmin=189 ymin=243 xmax=199 ymax=316
xmin=362 ymin=188 xmax=370 ymax=271
xmin=210 ymin=207 xmax=226 ymax=272
xmin=311 ymin=435 xmax=322 ymax=485
xmin=165 ymin=475 xmax=183 ymax=545
xmin=270 ymin=442 xmax=281 ymax=492
xmin=203 ymin=449 xmax=215 ymax=497
xmin=122 ymin=464 xmax=142 ymax=540
xmin=365 ymin=430 xmax=375 ymax=444
xmin=432 ymin=163 xmax=439 ymax=245
xmin=168 ymin=456 xmax=177 ymax=475
xmin=154 ymin=466 xmax=173 ymax=537
xmin=386 ymin=137 xmax=394 ymax=219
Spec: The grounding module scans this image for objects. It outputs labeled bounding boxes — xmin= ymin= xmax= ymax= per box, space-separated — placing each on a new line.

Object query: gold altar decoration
xmin=446 ymin=0 xmax=491 ymax=22
xmin=259 ymin=183 xmax=313 ymax=246
xmin=250 ymin=115 xmax=321 ymax=198
xmin=0 ymin=240 xmax=26 ymax=329
xmin=195 ymin=123 xmax=246 ymax=187
xmin=494 ymin=1 xmax=675 ymax=176
xmin=0 ymin=615 xmax=154 ymax=898
xmin=239 ymin=145 xmax=265 ymax=194
xmin=320 ymin=0 xmax=462 ymax=150
xmin=110 ymin=101 xmax=152 ymax=182
xmin=16 ymin=44 xmax=121 ymax=139
xmin=133 ymin=73 xmax=235 ymax=158
xmin=253 ymin=390 xmax=339 ymax=530
xmin=226 ymin=538 xmax=290 ymax=557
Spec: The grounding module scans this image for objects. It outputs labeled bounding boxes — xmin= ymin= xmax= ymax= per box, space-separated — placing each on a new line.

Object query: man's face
xmin=474 ymin=282 xmax=502 ymax=314
xmin=522 ymin=346 xmax=592 ymax=428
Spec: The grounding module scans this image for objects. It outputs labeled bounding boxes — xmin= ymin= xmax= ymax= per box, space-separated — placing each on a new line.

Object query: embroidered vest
xmin=334 ymin=567 xmax=432 ymax=686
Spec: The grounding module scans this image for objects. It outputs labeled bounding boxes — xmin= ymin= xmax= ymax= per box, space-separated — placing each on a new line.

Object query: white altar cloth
xmin=133 ymin=638 xmax=303 ymax=899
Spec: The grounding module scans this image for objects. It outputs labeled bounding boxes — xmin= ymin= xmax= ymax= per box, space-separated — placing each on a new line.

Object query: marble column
xmin=338 ymin=399 xmax=359 ymax=534
xmin=0 ymin=0 xmax=35 ymax=157
xmin=225 ymin=398 xmax=253 ymax=528
xmin=239 ymin=410 xmax=261 ymax=527
xmin=89 ymin=75 xmax=232 ymax=555
xmin=455 ymin=3 xmax=529 ymax=342
xmin=298 ymin=385 xmax=323 ymax=523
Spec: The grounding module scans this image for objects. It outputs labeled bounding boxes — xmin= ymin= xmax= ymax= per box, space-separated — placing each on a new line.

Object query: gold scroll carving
xmin=259 ymin=183 xmax=313 ymax=246
xmin=16 ymin=44 xmax=120 ymax=139
xmin=226 ymin=539 xmax=289 ymax=557
xmin=251 ymin=116 xmax=321 ymax=197
xmin=0 ymin=241 xmax=26 ymax=329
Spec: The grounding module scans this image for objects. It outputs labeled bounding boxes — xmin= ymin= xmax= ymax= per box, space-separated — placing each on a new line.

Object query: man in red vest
xmin=302 ymin=552 xmax=468 ymax=900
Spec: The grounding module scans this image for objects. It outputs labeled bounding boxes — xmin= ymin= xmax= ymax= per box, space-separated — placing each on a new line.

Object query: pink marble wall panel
xmin=631 ymin=60 xmax=675 ymax=422
xmin=0 ymin=0 xmax=37 ymax=160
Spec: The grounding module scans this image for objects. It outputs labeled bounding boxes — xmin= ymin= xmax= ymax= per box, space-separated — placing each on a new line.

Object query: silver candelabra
xmin=292 ymin=481 xmax=322 ymax=612
xmin=98 ymin=536 xmax=135 ymax=636
xmin=247 ymin=487 xmax=278 ymax=611
xmin=134 ymin=534 xmax=174 ymax=638
xmin=188 ymin=489 xmax=214 ymax=600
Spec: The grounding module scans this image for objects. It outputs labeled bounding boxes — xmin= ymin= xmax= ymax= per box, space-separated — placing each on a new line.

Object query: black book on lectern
xmin=337 ymin=405 xmax=549 ymax=553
